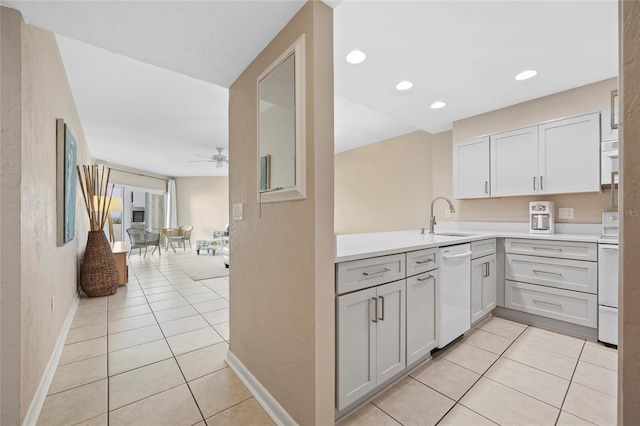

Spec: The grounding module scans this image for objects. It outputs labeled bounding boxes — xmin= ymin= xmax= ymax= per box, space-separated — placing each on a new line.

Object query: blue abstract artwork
xmin=57 ymin=119 xmax=77 ymax=246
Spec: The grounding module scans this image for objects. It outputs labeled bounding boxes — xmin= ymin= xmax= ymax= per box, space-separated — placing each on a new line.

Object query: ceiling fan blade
xmin=187 ymin=160 xmax=213 ymax=163
xmin=194 ymin=154 xmax=213 ymax=159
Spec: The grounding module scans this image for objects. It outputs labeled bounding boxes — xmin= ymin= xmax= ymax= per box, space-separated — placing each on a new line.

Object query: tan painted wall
xmin=619 ymin=1 xmax=640 ymax=424
xmin=175 ymin=176 xmax=229 ymax=242
xmin=431 ymin=78 xmax=618 ymax=224
xmin=0 ymin=11 xmax=93 ymax=422
xmin=1 ymin=7 xmax=24 ymax=424
xmin=335 ymin=130 xmax=432 ymax=234
xmin=228 ymin=2 xmax=334 ymax=424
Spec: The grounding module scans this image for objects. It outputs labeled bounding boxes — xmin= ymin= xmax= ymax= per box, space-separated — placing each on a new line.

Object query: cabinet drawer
xmin=406 ymin=248 xmax=438 ymax=277
xmin=505 ymin=254 xmax=597 ymax=294
xmin=471 ymin=239 xmax=496 ymax=259
xmin=505 ymin=281 xmax=597 ymax=328
xmin=337 ymin=254 xmax=405 ymax=294
xmin=505 ymin=238 xmax=597 ymax=261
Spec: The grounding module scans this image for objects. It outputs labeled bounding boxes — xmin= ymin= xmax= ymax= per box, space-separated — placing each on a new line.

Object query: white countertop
xmin=335 ymin=228 xmax=604 ymax=263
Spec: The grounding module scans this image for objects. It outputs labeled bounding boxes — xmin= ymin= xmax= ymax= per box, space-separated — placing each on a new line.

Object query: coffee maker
xmin=529 ymin=201 xmax=555 ymax=234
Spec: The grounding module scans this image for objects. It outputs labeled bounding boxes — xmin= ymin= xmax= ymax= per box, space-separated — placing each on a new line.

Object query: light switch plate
xmin=559 ymin=208 xmax=574 ymax=219
xmin=445 ymin=208 xmax=451 ymax=218
xmin=232 ymin=203 xmax=243 ymax=221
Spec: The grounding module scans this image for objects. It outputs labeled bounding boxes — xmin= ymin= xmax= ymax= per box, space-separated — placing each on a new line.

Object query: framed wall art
xmin=56 ymin=118 xmax=78 ymax=246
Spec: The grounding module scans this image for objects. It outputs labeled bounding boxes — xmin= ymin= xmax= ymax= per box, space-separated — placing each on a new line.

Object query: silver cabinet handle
xmin=533 ymin=176 xmax=537 ymax=191
xmin=442 ymin=251 xmax=472 ymax=260
xmin=483 ymin=262 xmax=490 ymax=277
xmin=611 ymin=89 xmax=619 ymax=130
xmin=417 ymin=274 xmax=435 ymax=282
xmin=485 ymin=181 xmax=489 ymax=195
xmin=611 ymin=171 xmax=619 ymax=209
xmin=540 ymin=176 xmax=544 ymax=191
xmin=372 ymin=297 xmax=378 ymax=323
xmin=533 ymin=299 xmax=563 ymax=308
xmin=533 ymin=247 xmax=562 ymax=252
xmin=601 ymin=246 xmax=619 ymax=250
xmin=363 ymin=268 xmax=390 ymax=277
xmin=532 ymin=269 xmax=563 ymax=276
xmin=416 ymin=258 xmax=434 ymax=265
xmin=379 ymin=296 xmax=385 ymax=321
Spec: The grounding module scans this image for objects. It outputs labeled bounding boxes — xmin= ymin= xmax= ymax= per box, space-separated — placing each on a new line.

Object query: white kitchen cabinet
xmin=471 ymin=254 xmax=496 ymax=324
xmin=490 ymin=126 xmax=539 ymax=197
xmin=336 ymin=281 xmax=406 ymax=411
xmin=406 ymin=272 xmax=437 ymax=366
xmin=453 ymin=137 xmax=490 ymax=199
xmin=601 ymin=107 xmax=618 ymax=142
xmin=478 ymin=113 xmax=601 ymax=198
xmin=538 ymin=113 xmax=600 ymax=194
xmin=376 ymin=280 xmax=406 ymax=384
xmin=336 ymin=287 xmax=377 ymax=410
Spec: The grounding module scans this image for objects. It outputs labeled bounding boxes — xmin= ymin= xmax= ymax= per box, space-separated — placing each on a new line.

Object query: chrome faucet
xmin=429 ymin=197 xmax=456 ymax=234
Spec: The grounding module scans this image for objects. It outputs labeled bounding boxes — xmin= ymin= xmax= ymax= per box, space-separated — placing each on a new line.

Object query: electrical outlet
xmin=445 ymin=208 xmax=451 ymax=218
xmin=232 ymin=203 xmax=243 ymax=221
xmin=559 ymin=208 xmax=574 ymax=219
xmin=51 ymin=296 xmax=55 ymax=313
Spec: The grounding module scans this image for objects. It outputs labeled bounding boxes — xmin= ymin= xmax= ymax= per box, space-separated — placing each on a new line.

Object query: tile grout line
xmin=555 ymin=340 xmax=593 ymax=426
xmin=133 ymin=259 xmax=210 ymax=424
xmin=438 ymin=324 xmax=529 ymax=424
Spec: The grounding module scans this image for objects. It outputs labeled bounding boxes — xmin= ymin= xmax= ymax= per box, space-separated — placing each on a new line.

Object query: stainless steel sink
xmin=434 ymin=233 xmax=477 ymax=237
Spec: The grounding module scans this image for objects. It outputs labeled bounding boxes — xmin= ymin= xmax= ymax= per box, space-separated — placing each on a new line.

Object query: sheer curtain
xmin=166 ymin=179 xmax=177 ymax=228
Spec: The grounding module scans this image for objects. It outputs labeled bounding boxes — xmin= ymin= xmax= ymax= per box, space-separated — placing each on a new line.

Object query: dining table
xmin=151 ymin=227 xmax=179 ymax=253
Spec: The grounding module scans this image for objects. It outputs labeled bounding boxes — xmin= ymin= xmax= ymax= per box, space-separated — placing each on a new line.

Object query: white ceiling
xmin=334 ymin=0 xmax=618 ymax=134
xmin=55 ymin=35 xmax=230 ymax=177
xmin=2 ymin=0 xmax=618 ymax=176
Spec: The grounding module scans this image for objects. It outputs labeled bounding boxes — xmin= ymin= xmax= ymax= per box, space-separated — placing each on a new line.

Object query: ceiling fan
xmin=189 ymin=147 xmax=229 ymax=168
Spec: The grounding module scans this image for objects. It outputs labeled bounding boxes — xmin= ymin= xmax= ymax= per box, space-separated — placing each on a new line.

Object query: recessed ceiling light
xmin=396 ymin=81 xmax=413 ymax=91
xmin=431 ymin=101 xmax=447 ymax=109
xmin=346 ymin=50 xmax=366 ymax=64
xmin=515 ymin=70 xmax=538 ymax=81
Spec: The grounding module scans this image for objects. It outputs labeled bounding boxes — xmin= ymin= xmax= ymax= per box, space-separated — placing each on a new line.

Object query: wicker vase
xmin=80 ymin=231 xmax=120 ymax=297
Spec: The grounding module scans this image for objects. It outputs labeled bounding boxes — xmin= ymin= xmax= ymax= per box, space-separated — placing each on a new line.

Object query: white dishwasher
xmin=438 ymin=243 xmax=472 ymax=348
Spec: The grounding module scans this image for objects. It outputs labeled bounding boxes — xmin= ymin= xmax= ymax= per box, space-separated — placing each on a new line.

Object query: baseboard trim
xmin=226 ymin=350 xmax=297 ymax=426
xmin=23 ymin=292 xmax=80 ymax=426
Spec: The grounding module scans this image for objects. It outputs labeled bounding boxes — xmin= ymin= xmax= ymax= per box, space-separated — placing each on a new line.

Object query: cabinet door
xmin=539 ymin=113 xmax=600 ymax=194
xmin=490 ymin=126 xmax=539 ymax=197
xmin=471 ymin=257 xmax=485 ymax=324
xmin=453 ymin=137 xmax=490 ymax=199
xmin=471 ymin=255 xmax=497 ymax=324
xmin=336 ymin=287 xmax=377 ymax=411
xmin=406 ymin=272 xmax=437 ymax=366
xmin=376 ymin=280 xmax=406 ymax=385
xmin=482 ymin=255 xmax=497 ymax=314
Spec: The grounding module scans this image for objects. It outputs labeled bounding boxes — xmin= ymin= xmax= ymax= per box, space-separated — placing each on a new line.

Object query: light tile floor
xmin=38 ymin=249 xmax=274 ymax=426
xmin=39 ymin=249 xmax=619 ymax=426
xmin=341 ymin=317 xmax=618 ymax=426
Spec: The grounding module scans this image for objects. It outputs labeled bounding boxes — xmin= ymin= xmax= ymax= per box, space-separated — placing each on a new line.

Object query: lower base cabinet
xmin=471 ymin=254 xmax=496 ymax=324
xmin=336 ymin=280 xmax=406 ymax=411
xmin=406 ymin=271 xmax=437 ymax=366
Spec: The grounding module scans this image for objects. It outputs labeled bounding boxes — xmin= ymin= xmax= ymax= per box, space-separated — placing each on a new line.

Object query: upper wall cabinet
xmin=490 ymin=126 xmax=539 ymax=197
xmin=453 ymin=137 xmax=490 ymax=199
xmin=453 ymin=112 xmax=601 ymax=199
xmin=538 ymin=113 xmax=600 ymax=195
